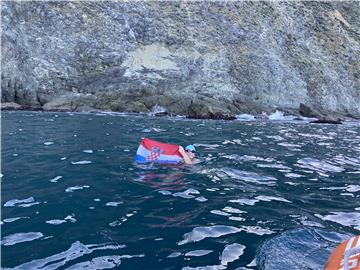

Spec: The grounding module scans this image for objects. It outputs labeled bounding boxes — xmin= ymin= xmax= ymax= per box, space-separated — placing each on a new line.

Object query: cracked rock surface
xmin=1 ymin=1 xmax=360 ymax=119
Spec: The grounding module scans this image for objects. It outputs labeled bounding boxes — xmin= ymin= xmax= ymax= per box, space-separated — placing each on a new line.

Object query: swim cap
xmin=185 ymin=145 xmax=196 ymax=152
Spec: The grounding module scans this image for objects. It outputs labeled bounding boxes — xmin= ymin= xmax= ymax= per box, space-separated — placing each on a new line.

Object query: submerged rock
xmin=1 ymin=2 xmax=360 ymax=119
xmin=310 ymin=117 xmax=343 ymax=124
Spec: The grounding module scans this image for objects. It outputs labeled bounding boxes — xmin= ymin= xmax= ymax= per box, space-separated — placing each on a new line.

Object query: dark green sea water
xmin=1 ymin=111 xmax=360 ymax=269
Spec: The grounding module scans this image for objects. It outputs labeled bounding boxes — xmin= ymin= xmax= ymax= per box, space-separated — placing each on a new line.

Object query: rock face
xmin=1 ymin=1 xmax=360 ymax=119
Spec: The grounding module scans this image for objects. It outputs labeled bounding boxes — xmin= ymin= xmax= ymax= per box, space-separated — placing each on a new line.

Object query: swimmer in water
xmin=178 ymin=144 xmax=197 ymax=164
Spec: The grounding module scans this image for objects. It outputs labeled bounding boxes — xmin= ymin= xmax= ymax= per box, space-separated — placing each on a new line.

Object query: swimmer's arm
xmin=178 ymin=146 xmax=193 ymax=164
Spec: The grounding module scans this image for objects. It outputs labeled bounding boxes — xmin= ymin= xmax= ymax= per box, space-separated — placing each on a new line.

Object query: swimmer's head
xmin=185 ymin=145 xmax=196 ymax=159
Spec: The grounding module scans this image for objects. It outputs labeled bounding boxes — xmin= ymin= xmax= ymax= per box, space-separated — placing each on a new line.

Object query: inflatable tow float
xmin=324 ymin=235 xmax=360 ymax=270
xmin=135 ymin=138 xmax=183 ymax=164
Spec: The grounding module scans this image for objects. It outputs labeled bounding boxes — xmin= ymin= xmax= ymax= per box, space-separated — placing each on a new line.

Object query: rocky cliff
xmin=1 ymin=1 xmax=360 ymax=119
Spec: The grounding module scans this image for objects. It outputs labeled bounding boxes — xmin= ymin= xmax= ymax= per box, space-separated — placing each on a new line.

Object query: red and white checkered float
xmin=135 ymin=138 xmax=183 ymax=164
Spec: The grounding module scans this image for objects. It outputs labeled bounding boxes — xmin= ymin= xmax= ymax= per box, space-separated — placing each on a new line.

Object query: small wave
xmin=221 ymin=168 xmax=277 ymax=186
xmin=71 ymin=160 xmax=92 ymax=165
xmin=236 ymin=114 xmax=255 ymax=121
xmin=230 ymin=195 xmax=291 ymax=206
xmin=240 ymin=225 xmax=275 ymax=236
xmin=296 ymin=158 xmax=344 ymax=174
xmin=106 ymin=201 xmax=123 ymax=207
xmin=173 ymin=189 xmax=200 ymax=199
xmin=4 ymin=197 xmax=40 ymax=208
xmin=168 ymin=252 xmax=182 ymax=258
xmin=183 ymin=265 xmax=225 ymax=270
xmin=65 ymin=185 xmax=90 ymax=192
xmin=284 ymin=173 xmax=304 ymax=178
xmin=315 ymin=212 xmax=360 ymax=231
xmin=2 ymin=217 xmax=29 ymax=223
xmin=6 ymin=241 xmax=127 ymax=269
xmin=109 ymin=211 xmax=137 ymax=227
xmin=43 ymin=142 xmax=54 ymax=145
xmin=49 ymin=176 xmax=63 ymax=183
xmin=211 ymin=210 xmax=232 ymax=217
xmin=267 ymin=111 xmax=296 ymax=121
xmin=194 ymin=143 xmax=221 ymax=149
xmin=222 ymin=206 xmax=246 ymax=214
xmin=298 ymin=133 xmax=333 ymax=140
xmin=1 ymin=232 xmax=44 ymax=246
xmin=178 ymin=225 xmax=242 ymax=245
xmin=46 ymin=214 xmax=76 ymax=225
xmin=220 ymin=243 xmax=246 ymax=266
xmin=185 ymin=250 xmax=213 ymax=257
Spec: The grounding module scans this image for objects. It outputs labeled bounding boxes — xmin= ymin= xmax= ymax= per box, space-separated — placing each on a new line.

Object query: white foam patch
xmin=46 ymin=219 xmax=67 ymax=225
xmin=8 ymin=241 xmax=126 ymax=269
xmin=167 ymin=252 xmax=182 ymax=258
xmin=194 ymin=143 xmax=221 ymax=149
xmin=240 ymin=226 xmax=275 ymax=235
xmin=285 ymin=181 xmax=299 ymax=186
xmin=340 ymin=193 xmax=354 ymax=197
xmin=46 ymin=214 xmax=76 ymax=225
xmin=298 ymin=133 xmax=333 ymax=140
xmin=71 ymin=161 xmax=92 ymax=165
xmin=173 ymin=189 xmax=200 ymax=199
xmin=285 ymin=173 xmax=304 ymax=178
xmin=229 ymin=217 xmax=246 ymax=222
xmin=65 ymin=255 xmax=144 ymax=269
xmin=230 ymin=196 xmax=290 ymax=206
xmin=71 ymin=254 xmax=142 ymax=269
xmin=183 ymin=265 xmax=225 ymax=270
xmin=222 ymin=207 xmax=246 ymax=214
xmin=185 ymin=250 xmax=213 ymax=257
xmin=256 ymin=163 xmax=291 ymax=170
xmin=65 ymin=185 xmax=90 ymax=192
xmin=300 ymin=220 xmax=325 ymax=228
xmin=83 ymin=150 xmax=93 ymax=153
xmin=159 ymin=190 xmax=172 ymax=195
xmin=106 ymin=201 xmax=123 ymax=207
xmin=3 ymin=217 xmax=29 ymax=223
xmin=220 ymin=243 xmax=246 ymax=266
xmin=44 ymin=142 xmax=54 ymax=145
xmin=278 ymin=142 xmax=302 ymax=148
xmin=266 ymin=135 xmax=284 ymax=141
xmin=222 ymin=155 xmax=274 ymax=163
xmin=297 ymin=158 xmax=344 ymax=173
xmin=268 ymin=111 xmax=295 ymax=121
xmin=109 ymin=211 xmax=136 ymax=227
xmin=1 ymin=232 xmax=44 ymax=246
xmin=346 ymin=185 xmax=360 ymax=192
xmin=229 ymin=199 xmax=259 ymax=206
xmin=221 ymin=168 xmax=277 ymax=186
xmin=49 ymin=176 xmax=63 ymax=183
xmin=60 ymin=157 xmax=67 ymax=160
xmin=255 ymin=195 xmax=291 ymax=203
xmin=236 ymin=114 xmax=255 ymax=121
xmin=4 ymin=197 xmax=40 ymax=208
xmin=222 ymin=139 xmax=244 ymax=145
xmin=210 ymin=210 xmax=231 ymax=217
xmin=315 ymin=212 xmax=360 ymax=230
xmin=178 ymin=225 xmax=241 ymax=245
xmin=320 ymin=186 xmax=346 ymax=191
xmin=195 ymin=196 xmax=208 ymax=202
xmin=247 ymin=258 xmax=257 ymax=267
